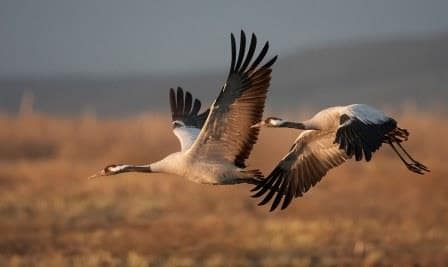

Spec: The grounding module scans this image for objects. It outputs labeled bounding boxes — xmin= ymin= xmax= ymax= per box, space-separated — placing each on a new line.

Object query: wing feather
xmin=335 ymin=115 xmax=396 ymax=161
xmin=184 ymin=91 xmax=192 ymax=115
xmin=252 ymin=130 xmax=349 ymax=211
xmin=188 ymin=31 xmax=277 ymax=168
xmin=170 ymin=87 xmax=210 ymax=151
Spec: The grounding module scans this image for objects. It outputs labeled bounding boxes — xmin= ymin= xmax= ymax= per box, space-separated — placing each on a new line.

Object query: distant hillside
xmin=273 ymin=34 xmax=448 ymax=112
xmin=1 ymin=34 xmax=447 ymax=116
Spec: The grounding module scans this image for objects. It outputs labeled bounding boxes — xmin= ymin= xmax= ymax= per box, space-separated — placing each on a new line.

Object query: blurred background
xmin=1 ymin=1 xmax=447 ymax=266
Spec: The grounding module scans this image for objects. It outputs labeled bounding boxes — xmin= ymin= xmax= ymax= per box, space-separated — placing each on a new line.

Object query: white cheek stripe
xmin=271 ymin=119 xmax=286 ymax=126
xmin=109 ymin=165 xmax=128 ymax=172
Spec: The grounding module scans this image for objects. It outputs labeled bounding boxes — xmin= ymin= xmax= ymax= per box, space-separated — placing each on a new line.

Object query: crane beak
xmin=88 ymin=169 xmax=106 ymax=180
xmin=251 ymin=122 xmax=264 ymax=128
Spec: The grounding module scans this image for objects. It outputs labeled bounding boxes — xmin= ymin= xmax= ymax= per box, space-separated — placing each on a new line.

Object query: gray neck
xmin=282 ymin=121 xmax=320 ymax=130
xmin=119 ymin=164 xmax=152 ymax=174
xmin=281 ymin=121 xmax=306 ymax=129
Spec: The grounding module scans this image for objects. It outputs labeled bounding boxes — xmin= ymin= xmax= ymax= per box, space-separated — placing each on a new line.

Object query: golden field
xmin=0 ymin=109 xmax=446 ymax=267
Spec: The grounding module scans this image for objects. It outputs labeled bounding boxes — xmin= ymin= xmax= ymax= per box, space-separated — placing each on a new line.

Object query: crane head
xmin=88 ymin=164 xmax=126 ymax=179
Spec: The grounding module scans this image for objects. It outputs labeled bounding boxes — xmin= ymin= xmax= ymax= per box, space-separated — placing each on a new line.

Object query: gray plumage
xmin=91 ymin=31 xmax=277 ymax=194
xmin=252 ymin=104 xmax=429 ymax=211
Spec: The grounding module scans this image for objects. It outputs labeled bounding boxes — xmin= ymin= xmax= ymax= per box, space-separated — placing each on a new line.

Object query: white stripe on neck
xmin=109 ymin=165 xmax=129 ymax=172
xmin=271 ymin=119 xmax=286 ymax=126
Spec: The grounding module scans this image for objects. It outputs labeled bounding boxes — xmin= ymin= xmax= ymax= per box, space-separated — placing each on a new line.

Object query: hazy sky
xmin=1 ymin=0 xmax=448 ymax=78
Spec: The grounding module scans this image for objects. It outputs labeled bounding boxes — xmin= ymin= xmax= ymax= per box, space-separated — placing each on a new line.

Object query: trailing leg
xmin=395 ymin=142 xmax=430 ymax=172
xmin=388 ymin=141 xmax=426 ymax=174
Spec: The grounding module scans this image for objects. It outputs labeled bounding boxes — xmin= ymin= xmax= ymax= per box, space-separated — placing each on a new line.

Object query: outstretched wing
xmin=187 ymin=31 xmax=277 ymax=168
xmin=252 ymin=130 xmax=349 ymax=211
xmin=335 ymin=105 xmax=397 ymax=162
xmin=170 ymin=87 xmax=209 ymax=151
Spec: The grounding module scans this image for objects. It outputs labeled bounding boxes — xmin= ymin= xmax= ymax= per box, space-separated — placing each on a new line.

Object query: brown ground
xmin=0 ymin=110 xmax=446 ymax=267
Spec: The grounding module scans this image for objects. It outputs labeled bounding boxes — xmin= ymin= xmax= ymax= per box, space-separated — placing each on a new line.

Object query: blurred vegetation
xmin=0 ymin=109 xmax=446 ymax=267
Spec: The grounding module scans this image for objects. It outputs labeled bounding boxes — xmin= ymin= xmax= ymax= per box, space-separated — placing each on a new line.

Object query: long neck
xmin=281 ymin=121 xmax=306 ymax=129
xmin=119 ymin=158 xmax=169 ymax=174
xmin=282 ymin=120 xmax=321 ymax=130
xmin=117 ymin=164 xmax=153 ymax=174
xmin=111 ymin=155 xmax=177 ymax=176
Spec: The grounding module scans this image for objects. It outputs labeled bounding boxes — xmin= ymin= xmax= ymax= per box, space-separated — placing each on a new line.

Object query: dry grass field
xmin=0 ymin=109 xmax=446 ymax=267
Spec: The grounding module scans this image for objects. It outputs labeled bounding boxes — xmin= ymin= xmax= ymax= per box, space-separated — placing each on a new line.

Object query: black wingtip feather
xmin=261 ymin=55 xmax=278 ymax=70
xmin=176 ymin=87 xmax=184 ymax=115
xmin=251 ymin=168 xmax=279 ymax=193
xmin=239 ymin=33 xmax=257 ymax=73
xmin=270 ymin=176 xmax=289 ymax=211
xmin=234 ymin=30 xmax=246 ymax=72
xmin=277 ymin=192 xmax=294 ymax=211
xmin=169 ymin=88 xmax=176 ymax=117
xmin=251 ymin=169 xmax=280 ymax=198
xmin=184 ymin=91 xmax=193 ymax=114
xmin=191 ymin=99 xmax=201 ymax=115
xmin=252 ymin=167 xmax=288 ymax=211
xmin=169 ymin=87 xmax=209 ymax=129
xmin=229 ymin=33 xmax=236 ymax=75
xmin=248 ymin=41 xmax=269 ymax=72
xmin=258 ymin=176 xmax=281 ymax=206
xmin=281 ymin=182 xmax=294 ymax=210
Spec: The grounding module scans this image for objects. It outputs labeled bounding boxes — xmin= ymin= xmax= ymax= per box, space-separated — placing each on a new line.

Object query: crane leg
xmin=394 ymin=142 xmax=429 ymax=172
xmin=387 ymin=140 xmax=427 ymax=174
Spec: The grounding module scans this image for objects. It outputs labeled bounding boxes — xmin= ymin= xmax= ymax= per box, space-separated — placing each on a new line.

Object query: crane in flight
xmin=90 ymin=31 xmax=277 ymax=191
xmin=251 ymin=104 xmax=429 ymax=211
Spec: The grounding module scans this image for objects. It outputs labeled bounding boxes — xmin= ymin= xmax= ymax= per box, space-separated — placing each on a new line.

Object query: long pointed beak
xmin=251 ymin=122 xmax=263 ymax=128
xmin=88 ymin=170 xmax=106 ymax=180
